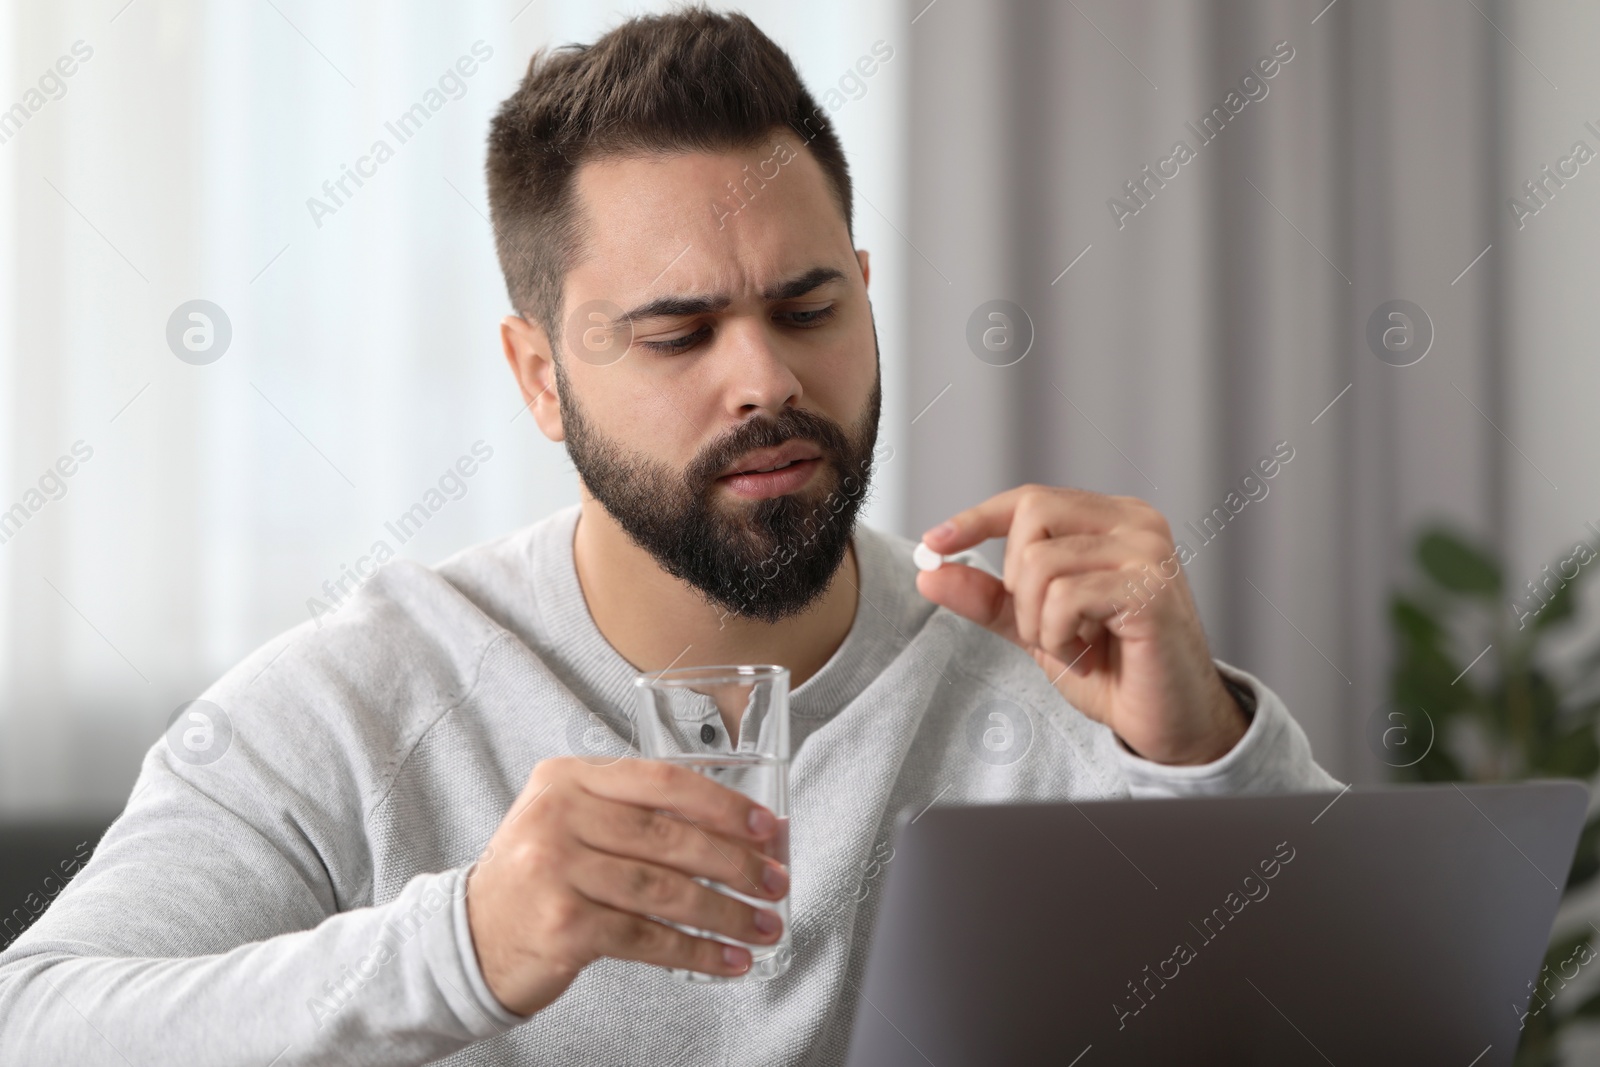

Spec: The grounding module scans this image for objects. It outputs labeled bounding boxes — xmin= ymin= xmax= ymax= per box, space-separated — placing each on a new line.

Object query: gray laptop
xmin=842 ymin=781 xmax=1587 ymax=1066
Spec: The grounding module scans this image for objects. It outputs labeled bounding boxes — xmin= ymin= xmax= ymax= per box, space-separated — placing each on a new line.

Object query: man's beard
xmin=556 ymin=352 xmax=882 ymax=625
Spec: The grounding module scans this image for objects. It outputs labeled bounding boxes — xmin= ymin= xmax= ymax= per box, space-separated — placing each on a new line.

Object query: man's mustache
xmin=688 ymin=414 xmax=850 ymax=491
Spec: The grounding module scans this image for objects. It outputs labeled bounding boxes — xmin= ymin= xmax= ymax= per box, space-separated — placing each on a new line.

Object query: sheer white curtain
xmin=0 ymin=0 xmax=908 ymax=814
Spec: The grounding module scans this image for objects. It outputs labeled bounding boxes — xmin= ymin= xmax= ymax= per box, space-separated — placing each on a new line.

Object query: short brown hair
xmin=484 ymin=6 xmax=855 ymax=351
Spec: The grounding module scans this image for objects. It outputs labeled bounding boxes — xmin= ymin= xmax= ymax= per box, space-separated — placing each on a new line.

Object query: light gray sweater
xmin=0 ymin=504 xmax=1340 ymax=1065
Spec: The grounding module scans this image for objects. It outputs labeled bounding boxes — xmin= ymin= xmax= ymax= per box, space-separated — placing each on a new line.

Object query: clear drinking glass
xmin=633 ymin=664 xmax=792 ymax=982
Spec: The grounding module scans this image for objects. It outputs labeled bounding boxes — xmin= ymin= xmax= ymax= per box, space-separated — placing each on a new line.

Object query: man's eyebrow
xmin=613 ymin=293 xmax=730 ymax=328
xmin=611 ymin=266 xmax=847 ymax=328
xmin=762 ymin=266 xmax=846 ymax=301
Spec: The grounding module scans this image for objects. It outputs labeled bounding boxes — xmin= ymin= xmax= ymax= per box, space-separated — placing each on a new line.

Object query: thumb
xmin=915 ymin=562 xmax=1023 ymax=647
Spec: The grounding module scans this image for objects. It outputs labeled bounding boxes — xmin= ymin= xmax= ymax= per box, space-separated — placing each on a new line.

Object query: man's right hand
xmin=463 ymin=756 xmax=789 ymax=1017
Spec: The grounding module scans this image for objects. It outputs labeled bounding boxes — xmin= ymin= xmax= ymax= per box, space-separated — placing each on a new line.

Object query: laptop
xmin=841 ymin=781 xmax=1588 ymax=1067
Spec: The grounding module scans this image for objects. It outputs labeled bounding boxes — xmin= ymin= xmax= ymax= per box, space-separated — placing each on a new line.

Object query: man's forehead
xmin=567 ymin=142 xmax=848 ymax=292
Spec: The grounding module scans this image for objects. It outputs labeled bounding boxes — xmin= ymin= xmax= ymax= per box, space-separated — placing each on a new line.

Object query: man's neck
xmin=571 ymin=498 xmax=860 ymax=690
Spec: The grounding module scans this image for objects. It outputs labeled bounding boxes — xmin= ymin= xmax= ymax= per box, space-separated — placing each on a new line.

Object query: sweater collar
xmin=527 ymin=504 xmax=912 ymax=727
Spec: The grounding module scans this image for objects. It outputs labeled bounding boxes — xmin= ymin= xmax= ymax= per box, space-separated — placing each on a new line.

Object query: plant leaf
xmin=1543 ymin=926 xmax=1592 ymax=971
xmin=1574 ymin=988 xmax=1600 ymax=1018
xmin=1536 ymin=724 xmax=1600 ymax=779
xmin=1390 ymin=594 xmax=1446 ymax=648
xmin=1392 ymin=643 xmax=1473 ymax=721
xmin=1533 ymin=577 xmax=1579 ymax=630
xmin=1417 ymin=528 xmax=1501 ymax=597
xmin=1403 ymin=744 xmax=1467 ymax=783
xmin=1566 ymin=813 xmax=1600 ymax=891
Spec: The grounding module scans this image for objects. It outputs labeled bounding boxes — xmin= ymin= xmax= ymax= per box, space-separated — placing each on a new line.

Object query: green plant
xmin=1388 ymin=525 xmax=1600 ymax=1066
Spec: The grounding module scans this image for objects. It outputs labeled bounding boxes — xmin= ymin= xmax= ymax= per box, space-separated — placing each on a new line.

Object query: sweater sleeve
xmin=0 ymin=748 xmax=521 ymax=1066
xmin=1113 ymin=659 xmax=1345 ymax=797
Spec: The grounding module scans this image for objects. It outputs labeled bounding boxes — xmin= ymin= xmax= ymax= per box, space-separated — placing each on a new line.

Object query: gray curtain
xmin=903 ymin=0 xmax=1508 ymax=782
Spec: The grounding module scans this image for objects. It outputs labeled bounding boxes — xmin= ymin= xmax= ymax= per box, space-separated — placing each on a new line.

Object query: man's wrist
xmin=1181 ymin=667 xmax=1255 ymax=764
xmin=1116 ymin=668 xmax=1255 ymax=765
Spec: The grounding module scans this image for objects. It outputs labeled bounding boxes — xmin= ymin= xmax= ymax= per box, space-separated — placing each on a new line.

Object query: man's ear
xmin=501 ymin=314 xmax=564 ymax=443
xmin=856 ymin=248 xmax=871 ymax=289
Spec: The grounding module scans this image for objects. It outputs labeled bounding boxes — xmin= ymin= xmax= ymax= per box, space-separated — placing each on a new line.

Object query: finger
xmin=1036 ymin=572 xmax=1128 ymax=658
xmin=1027 ymin=638 xmax=1098 ymax=688
xmin=586 ymin=899 xmax=756 ymax=978
xmin=574 ymin=793 xmax=788 ymax=901
xmin=921 ymin=486 xmax=1124 ymax=554
xmin=914 ymin=562 xmax=1022 ymax=646
xmin=922 ymin=487 xmax=1126 ymax=596
xmin=1011 ymin=536 xmax=1126 ymax=646
xmin=1075 ymin=616 xmax=1109 ymax=662
xmin=566 ymin=757 xmax=780 ymax=844
xmin=569 ymin=850 xmax=783 ymax=948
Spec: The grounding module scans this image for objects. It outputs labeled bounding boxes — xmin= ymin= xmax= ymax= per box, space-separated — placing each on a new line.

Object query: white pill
xmin=913 ymin=541 xmax=945 ymax=571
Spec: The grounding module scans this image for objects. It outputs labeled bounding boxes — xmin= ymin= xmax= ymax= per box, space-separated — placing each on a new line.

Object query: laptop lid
xmin=841 ymin=781 xmax=1587 ymax=1067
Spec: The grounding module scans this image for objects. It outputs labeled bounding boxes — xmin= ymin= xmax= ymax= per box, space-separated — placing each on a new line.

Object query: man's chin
xmin=707 ymin=472 xmax=841 ymax=547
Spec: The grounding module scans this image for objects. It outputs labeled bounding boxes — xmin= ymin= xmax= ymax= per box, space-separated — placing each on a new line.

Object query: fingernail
xmin=763 ymin=861 xmax=788 ymax=895
xmin=748 ymin=807 xmax=775 ymax=836
xmin=723 ymin=945 xmax=750 ymax=971
xmin=925 ymin=521 xmax=956 ymax=543
xmin=754 ymin=908 xmax=782 ymax=935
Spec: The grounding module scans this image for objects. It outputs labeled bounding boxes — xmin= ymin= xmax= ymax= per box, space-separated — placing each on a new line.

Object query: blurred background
xmin=3 ymin=0 xmax=1599 ymax=1053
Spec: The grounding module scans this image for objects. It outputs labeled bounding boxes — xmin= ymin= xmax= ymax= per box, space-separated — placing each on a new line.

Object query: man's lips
xmin=717 ymin=458 xmax=821 ymax=500
xmin=716 ymin=440 xmax=823 ymax=479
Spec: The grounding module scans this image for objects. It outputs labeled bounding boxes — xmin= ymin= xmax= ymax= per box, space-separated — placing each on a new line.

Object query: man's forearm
xmin=0 ymin=868 xmax=511 ymax=1066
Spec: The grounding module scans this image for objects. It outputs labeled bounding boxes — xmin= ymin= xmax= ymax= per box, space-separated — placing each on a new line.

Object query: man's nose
xmin=717 ymin=319 xmax=804 ymax=417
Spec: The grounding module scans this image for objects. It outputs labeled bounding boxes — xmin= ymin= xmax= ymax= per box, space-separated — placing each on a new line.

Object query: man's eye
xmin=639 ymin=325 xmax=711 ymax=354
xmin=781 ymin=306 xmax=837 ymax=327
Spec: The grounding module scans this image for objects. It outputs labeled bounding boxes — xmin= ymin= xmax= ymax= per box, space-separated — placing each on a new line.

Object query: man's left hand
xmin=916 ymin=485 xmax=1247 ymax=765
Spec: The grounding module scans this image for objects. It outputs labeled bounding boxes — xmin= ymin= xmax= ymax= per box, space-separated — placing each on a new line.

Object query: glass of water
xmin=632 ymin=664 xmax=791 ymax=982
